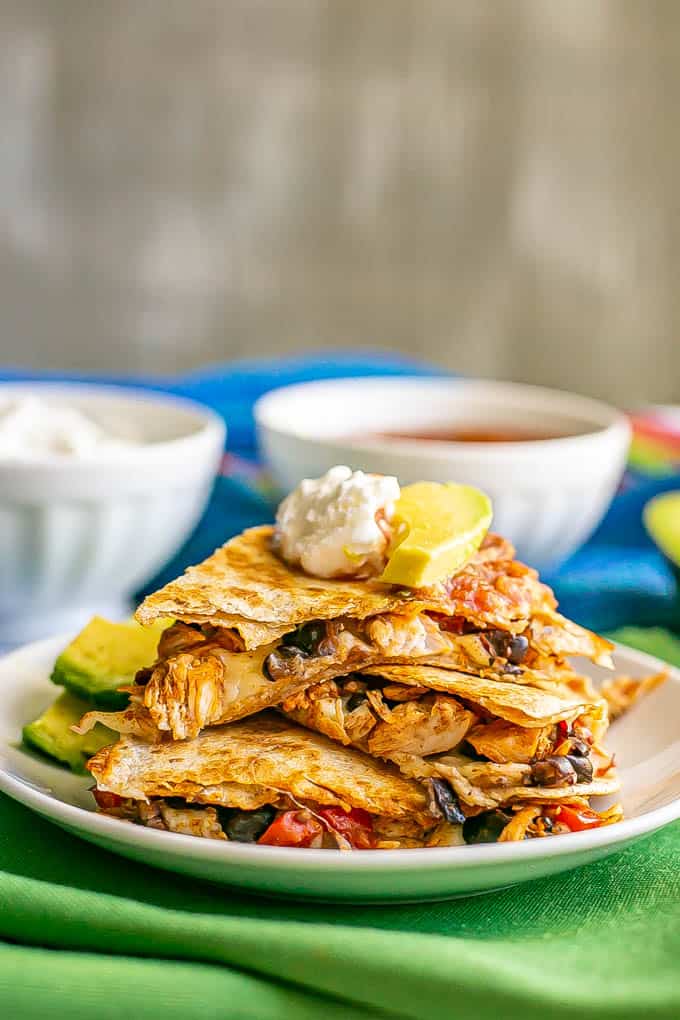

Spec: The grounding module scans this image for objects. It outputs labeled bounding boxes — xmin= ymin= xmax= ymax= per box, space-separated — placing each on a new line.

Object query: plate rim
xmin=1 ymin=635 xmax=679 ymax=875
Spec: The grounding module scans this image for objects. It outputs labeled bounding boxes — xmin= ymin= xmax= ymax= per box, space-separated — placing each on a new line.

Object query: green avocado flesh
xmin=380 ymin=482 xmax=493 ymax=587
xmin=644 ymin=491 xmax=680 ymax=568
xmin=50 ymin=615 xmax=169 ymax=708
xmin=23 ymin=691 xmax=117 ymax=775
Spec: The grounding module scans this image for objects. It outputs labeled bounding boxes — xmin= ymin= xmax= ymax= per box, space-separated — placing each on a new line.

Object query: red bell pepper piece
xmin=92 ymin=789 xmax=124 ymax=812
xmin=317 ymin=807 xmax=375 ymax=849
xmin=557 ymin=805 xmax=605 ymax=832
xmin=258 ymin=810 xmax=324 ymax=847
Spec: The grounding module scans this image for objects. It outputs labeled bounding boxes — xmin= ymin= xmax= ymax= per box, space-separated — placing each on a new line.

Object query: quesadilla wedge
xmin=76 ymin=610 xmax=603 ymax=743
xmin=87 ymin=710 xmax=622 ymax=848
xmin=88 ymin=713 xmax=444 ymax=848
xmin=135 ymin=528 xmax=539 ymax=636
xmin=136 ymin=528 xmax=610 ymax=663
xmin=79 ymin=527 xmax=611 ymax=741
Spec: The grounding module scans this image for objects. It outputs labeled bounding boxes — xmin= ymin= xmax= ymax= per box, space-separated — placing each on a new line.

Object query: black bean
xmin=507 ymin=635 xmax=529 ymax=665
xmin=485 ymin=630 xmax=529 ymax=666
xmin=502 ymin=663 xmax=523 ymax=676
xmin=463 ymin=809 xmax=511 ymax=844
xmin=263 ymin=648 xmax=303 ymax=681
xmin=217 ymin=806 xmax=276 ymax=842
xmin=485 ymin=629 xmax=511 ymax=659
xmin=278 ymin=646 xmax=304 ymax=659
xmin=566 ymin=754 xmax=593 ymax=783
xmin=530 ymin=756 xmax=578 ymax=787
xmin=281 ymin=622 xmax=327 ymax=656
xmin=568 ymin=738 xmax=590 ymax=758
xmin=430 ymin=778 xmax=466 ymax=825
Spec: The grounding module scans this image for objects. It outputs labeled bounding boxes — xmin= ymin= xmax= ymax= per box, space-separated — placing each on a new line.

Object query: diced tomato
xmin=557 ymin=720 xmax=570 ymax=739
xmin=257 ymin=810 xmax=324 ymax=848
xmin=317 ymin=807 xmax=376 ymax=849
xmin=556 ymin=805 xmax=605 ymax=832
xmin=92 ymin=789 xmax=124 ymax=811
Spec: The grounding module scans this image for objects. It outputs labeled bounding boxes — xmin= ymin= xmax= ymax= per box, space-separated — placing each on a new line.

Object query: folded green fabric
xmin=1 ymin=628 xmax=679 ymax=1020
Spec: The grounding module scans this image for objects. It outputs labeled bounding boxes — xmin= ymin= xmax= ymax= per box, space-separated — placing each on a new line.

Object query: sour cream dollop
xmin=275 ymin=465 xmax=400 ymax=579
xmin=0 ymin=396 xmax=139 ymax=460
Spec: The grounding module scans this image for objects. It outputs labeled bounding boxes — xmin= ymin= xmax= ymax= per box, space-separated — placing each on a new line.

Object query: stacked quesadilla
xmin=84 ymin=518 xmax=657 ymax=849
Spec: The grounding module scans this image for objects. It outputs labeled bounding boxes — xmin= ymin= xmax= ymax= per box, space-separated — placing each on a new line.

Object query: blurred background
xmin=1 ymin=0 xmax=679 ymax=405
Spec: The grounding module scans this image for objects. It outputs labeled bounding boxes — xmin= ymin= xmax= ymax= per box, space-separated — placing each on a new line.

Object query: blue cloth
xmin=2 ymin=353 xmax=679 ymax=633
xmin=543 ymin=476 xmax=680 ymax=632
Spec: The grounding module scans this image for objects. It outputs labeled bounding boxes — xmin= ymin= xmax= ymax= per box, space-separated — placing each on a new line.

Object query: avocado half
xmin=644 ymin=491 xmax=680 ymax=570
xmin=51 ymin=615 xmax=169 ymax=708
xmin=23 ymin=691 xmax=117 ymax=774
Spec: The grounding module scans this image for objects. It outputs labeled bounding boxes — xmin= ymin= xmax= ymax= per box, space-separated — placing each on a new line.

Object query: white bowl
xmin=255 ymin=377 xmax=630 ymax=569
xmin=0 ymin=383 xmax=225 ymax=643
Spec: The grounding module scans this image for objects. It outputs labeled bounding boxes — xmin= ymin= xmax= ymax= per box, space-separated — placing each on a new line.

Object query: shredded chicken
xmin=466 ymin=719 xmax=553 ymax=764
xmin=73 ymin=703 xmax=163 ymax=743
xmin=367 ymin=695 xmax=475 ymax=758
xmin=281 ymin=681 xmax=350 ymax=746
xmin=283 ymin=680 xmax=475 ymax=760
xmin=158 ymin=802 xmax=227 ymax=840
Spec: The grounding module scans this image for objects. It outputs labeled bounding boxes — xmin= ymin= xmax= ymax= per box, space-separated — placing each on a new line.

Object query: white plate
xmin=1 ymin=636 xmax=679 ymax=902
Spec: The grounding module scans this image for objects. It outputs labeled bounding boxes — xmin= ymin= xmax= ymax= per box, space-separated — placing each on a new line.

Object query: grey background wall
xmin=0 ymin=0 xmax=678 ymax=405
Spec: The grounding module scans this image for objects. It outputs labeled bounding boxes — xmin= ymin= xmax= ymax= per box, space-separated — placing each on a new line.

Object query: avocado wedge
xmin=380 ymin=482 xmax=493 ymax=587
xmin=51 ymin=616 xmax=170 ymax=709
xmin=23 ymin=691 xmax=117 ymax=774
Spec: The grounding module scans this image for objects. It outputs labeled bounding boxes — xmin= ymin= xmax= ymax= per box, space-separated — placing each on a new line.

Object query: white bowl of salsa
xmin=255 ymin=377 xmax=630 ymax=570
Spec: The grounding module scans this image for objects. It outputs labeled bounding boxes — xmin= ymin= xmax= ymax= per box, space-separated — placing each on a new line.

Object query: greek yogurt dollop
xmin=0 ymin=396 xmax=139 ymax=460
xmin=275 ymin=465 xmax=400 ymax=579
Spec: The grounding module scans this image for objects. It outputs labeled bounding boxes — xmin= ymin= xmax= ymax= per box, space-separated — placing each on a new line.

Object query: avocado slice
xmin=23 ymin=691 xmax=117 ymax=774
xmin=380 ymin=482 xmax=493 ymax=587
xmin=51 ymin=615 xmax=170 ymax=708
xmin=644 ymin=491 xmax=680 ymax=568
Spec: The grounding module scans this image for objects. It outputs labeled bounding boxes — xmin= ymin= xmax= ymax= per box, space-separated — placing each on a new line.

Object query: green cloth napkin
xmin=2 ymin=628 xmax=680 ymax=1020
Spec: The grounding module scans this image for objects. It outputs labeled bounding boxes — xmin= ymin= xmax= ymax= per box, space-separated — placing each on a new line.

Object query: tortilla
xmin=136 ymin=526 xmax=557 ymax=640
xmin=87 ymin=713 xmax=434 ymax=825
xmin=528 ymin=612 xmax=614 ymax=667
xmin=478 ymin=776 xmax=621 ymax=806
xmin=395 ymin=753 xmax=621 ymax=809
xmin=361 ymin=664 xmax=597 ymax=728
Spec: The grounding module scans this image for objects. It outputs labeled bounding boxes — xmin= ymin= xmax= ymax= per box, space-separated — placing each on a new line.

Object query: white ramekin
xmin=0 ymin=383 xmax=225 ymax=642
xmin=255 ymin=377 xmax=630 ymax=570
